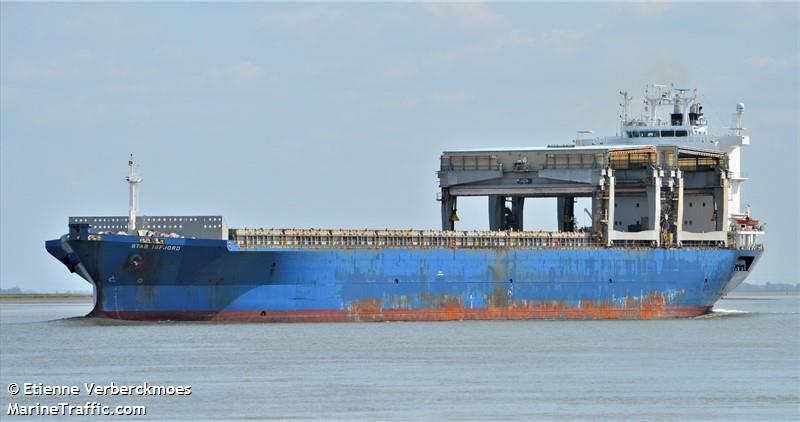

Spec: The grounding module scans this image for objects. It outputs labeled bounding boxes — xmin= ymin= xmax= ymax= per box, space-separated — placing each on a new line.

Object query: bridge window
xmin=676 ymin=130 xmax=688 ymax=137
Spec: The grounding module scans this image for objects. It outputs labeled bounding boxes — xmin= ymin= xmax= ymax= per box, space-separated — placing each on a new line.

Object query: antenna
xmin=619 ymin=91 xmax=632 ymax=123
xmin=126 ymin=154 xmax=143 ymax=233
xmin=643 ymin=84 xmax=670 ymax=125
xmin=576 ymin=130 xmax=594 ymax=143
xmin=619 ymin=90 xmax=633 ymax=136
xmin=732 ymin=102 xmax=745 ymax=134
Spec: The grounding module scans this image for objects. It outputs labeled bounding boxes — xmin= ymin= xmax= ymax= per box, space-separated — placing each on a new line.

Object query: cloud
xmin=261 ymin=6 xmax=344 ymax=29
xmin=72 ymin=48 xmax=92 ymax=63
xmin=424 ymin=3 xmax=504 ymax=27
xmin=69 ymin=7 xmax=126 ymax=31
xmin=2 ymin=60 xmax=63 ymax=82
xmin=538 ymin=28 xmax=592 ymax=58
xmin=226 ymin=61 xmax=266 ymax=88
xmin=260 ymin=6 xmax=349 ymax=46
xmin=66 ymin=6 xmax=152 ymax=41
xmin=372 ymin=30 xmax=532 ymax=83
xmin=429 ymin=90 xmax=473 ymax=108
xmin=745 ymin=54 xmax=800 ymax=69
xmin=630 ymin=2 xmax=672 ymax=17
xmin=100 ymin=61 xmax=133 ymax=80
xmin=0 ymin=83 xmax=18 ymax=106
xmin=370 ymin=22 xmax=598 ymax=86
xmin=185 ymin=61 xmax=268 ymax=91
xmin=35 ymin=49 xmax=145 ymax=82
xmin=153 ymin=44 xmax=191 ymax=62
xmin=106 ymin=82 xmax=152 ymax=98
xmin=746 ymin=56 xmax=776 ymax=67
xmin=55 ymin=96 xmax=154 ymax=128
xmin=349 ymin=88 xmax=474 ymax=116
xmin=741 ymin=2 xmax=796 ymax=28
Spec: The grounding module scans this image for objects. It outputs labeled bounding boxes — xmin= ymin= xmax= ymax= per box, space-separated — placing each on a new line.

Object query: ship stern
xmin=719 ymin=247 xmax=764 ymax=297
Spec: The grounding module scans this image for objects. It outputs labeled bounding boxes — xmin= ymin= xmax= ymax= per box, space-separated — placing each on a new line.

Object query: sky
xmin=1 ymin=2 xmax=798 ymax=292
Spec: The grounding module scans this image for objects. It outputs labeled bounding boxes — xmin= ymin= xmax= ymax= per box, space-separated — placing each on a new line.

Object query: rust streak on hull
xmin=90 ymin=305 xmax=711 ymax=323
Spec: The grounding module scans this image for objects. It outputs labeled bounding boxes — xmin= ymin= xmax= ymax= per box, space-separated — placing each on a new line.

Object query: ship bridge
xmin=437 ymin=144 xmax=732 ymax=247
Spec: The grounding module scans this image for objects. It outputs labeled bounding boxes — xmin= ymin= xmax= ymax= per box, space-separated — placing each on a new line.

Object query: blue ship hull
xmin=45 ymin=225 xmax=761 ymax=321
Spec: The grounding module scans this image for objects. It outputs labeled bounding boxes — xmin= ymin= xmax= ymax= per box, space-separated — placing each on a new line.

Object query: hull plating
xmin=46 ymin=234 xmax=760 ymax=322
xmin=89 ymin=306 xmax=712 ymax=322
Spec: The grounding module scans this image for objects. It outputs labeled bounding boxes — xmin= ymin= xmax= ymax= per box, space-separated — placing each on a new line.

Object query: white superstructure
xmin=575 ymin=84 xmax=761 ymax=246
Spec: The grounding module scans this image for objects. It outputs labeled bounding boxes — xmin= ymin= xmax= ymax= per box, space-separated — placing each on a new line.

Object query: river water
xmin=1 ymin=295 xmax=798 ymax=421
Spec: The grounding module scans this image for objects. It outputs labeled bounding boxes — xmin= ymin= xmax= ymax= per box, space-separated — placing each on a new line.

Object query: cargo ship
xmin=46 ymin=85 xmax=764 ymax=321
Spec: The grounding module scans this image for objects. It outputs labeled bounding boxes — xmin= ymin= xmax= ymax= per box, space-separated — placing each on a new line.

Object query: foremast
xmin=126 ymin=154 xmax=143 ymax=234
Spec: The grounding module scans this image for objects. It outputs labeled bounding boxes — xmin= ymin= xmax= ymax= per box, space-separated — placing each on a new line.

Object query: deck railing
xmin=230 ymin=229 xmax=598 ymax=249
xmin=230 ymin=228 xmax=762 ymax=250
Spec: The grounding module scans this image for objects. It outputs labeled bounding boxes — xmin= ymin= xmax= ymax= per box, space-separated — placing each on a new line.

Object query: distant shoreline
xmin=0 ymin=293 xmax=92 ymax=300
xmin=724 ymin=291 xmax=799 ymax=297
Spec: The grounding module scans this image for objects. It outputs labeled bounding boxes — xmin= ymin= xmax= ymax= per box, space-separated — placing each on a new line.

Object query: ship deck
xmin=228 ymin=228 xmax=760 ymax=250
